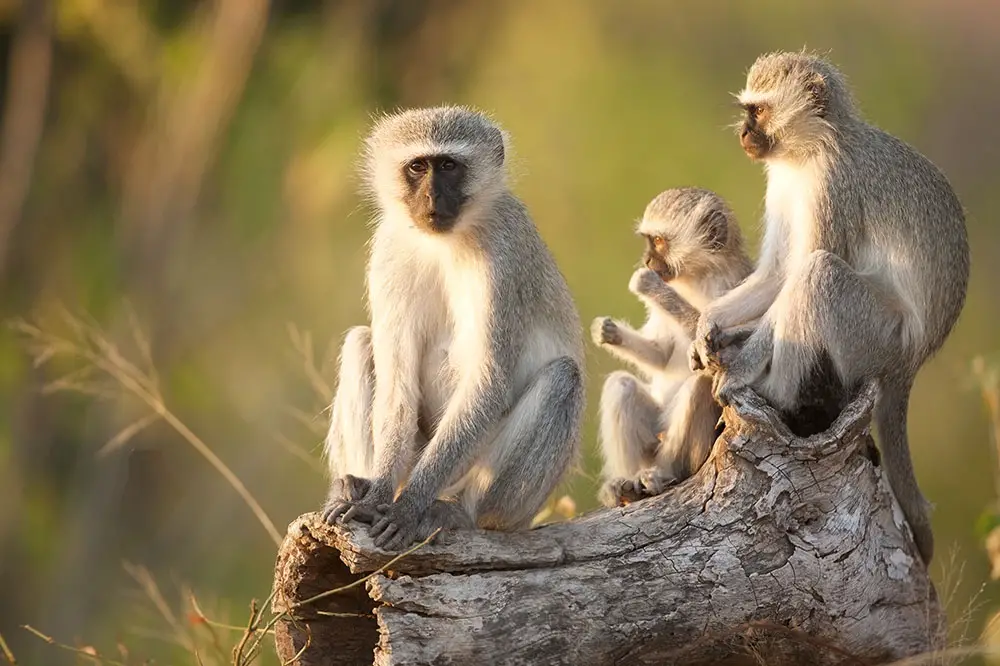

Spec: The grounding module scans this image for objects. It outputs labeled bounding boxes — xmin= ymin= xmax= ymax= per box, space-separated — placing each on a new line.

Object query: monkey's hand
xmin=628 ymin=266 xmax=665 ymax=297
xmin=368 ymin=496 xmax=425 ymax=551
xmin=322 ymin=476 xmax=392 ymax=526
xmin=591 ymin=317 xmax=623 ymax=346
xmin=691 ymin=318 xmax=725 ymax=373
xmin=688 ymin=340 xmax=706 ymax=372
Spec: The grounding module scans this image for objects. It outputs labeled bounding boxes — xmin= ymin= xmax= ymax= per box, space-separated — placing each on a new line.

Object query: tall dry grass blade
xmin=13 ymin=311 xmax=282 ymax=545
xmin=0 ymin=632 xmax=16 ymax=665
xmin=97 ymin=412 xmax=161 ymax=457
xmin=21 ymin=625 xmax=124 ymax=666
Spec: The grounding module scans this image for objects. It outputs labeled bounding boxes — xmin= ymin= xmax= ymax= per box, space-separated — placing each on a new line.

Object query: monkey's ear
xmin=704 ymin=211 xmax=728 ymax=250
xmin=489 ymin=127 xmax=505 ymax=165
xmin=806 ymin=72 xmax=829 ymax=118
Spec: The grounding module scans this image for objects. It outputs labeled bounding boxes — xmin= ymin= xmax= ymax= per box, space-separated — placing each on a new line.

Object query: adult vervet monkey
xmin=691 ymin=51 xmax=970 ymax=564
xmin=322 ymin=106 xmax=585 ymax=551
xmin=593 ymin=188 xmax=751 ymax=507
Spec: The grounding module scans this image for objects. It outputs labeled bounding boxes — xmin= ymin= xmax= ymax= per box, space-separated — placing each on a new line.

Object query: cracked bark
xmin=271 ymin=381 xmax=945 ymax=665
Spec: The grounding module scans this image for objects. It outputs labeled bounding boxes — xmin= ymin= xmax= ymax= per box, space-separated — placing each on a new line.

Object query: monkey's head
xmin=362 ymin=106 xmax=508 ymax=233
xmin=736 ymin=51 xmax=856 ymax=162
xmin=636 ymin=188 xmax=745 ymax=282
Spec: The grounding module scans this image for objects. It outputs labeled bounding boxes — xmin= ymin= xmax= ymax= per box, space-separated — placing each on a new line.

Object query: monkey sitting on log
xmin=321 ymin=106 xmax=586 ymax=551
xmin=593 ymin=188 xmax=752 ymax=507
xmin=690 ymin=51 xmax=970 ymax=564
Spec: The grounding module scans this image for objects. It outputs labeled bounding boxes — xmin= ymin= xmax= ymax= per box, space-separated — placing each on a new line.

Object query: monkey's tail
xmin=874 ymin=377 xmax=933 ymax=564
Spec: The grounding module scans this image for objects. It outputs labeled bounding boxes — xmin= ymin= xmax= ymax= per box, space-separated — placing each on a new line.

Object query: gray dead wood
xmin=271 ymin=381 xmax=945 ymax=666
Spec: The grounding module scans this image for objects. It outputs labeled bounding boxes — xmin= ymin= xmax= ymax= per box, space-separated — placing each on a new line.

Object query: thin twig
xmin=272 ymin=431 xmax=325 ymax=475
xmin=287 ymin=323 xmax=334 ymax=404
xmin=123 ymin=561 xmax=196 ymax=653
xmin=0 ymin=632 xmax=16 ymax=665
xmin=240 ymin=528 xmax=442 ymax=664
xmin=232 ymin=590 xmax=278 ymax=666
xmin=188 ymin=588 xmax=240 ymax=665
xmin=21 ymin=625 xmax=126 ymax=666
xmin=280 ymin=623 xmax=311 ymax=666
xmin=231 ymin=599 xmax=259 ymax=666
xmin=294 ymin=528 xmax=441 ymax=610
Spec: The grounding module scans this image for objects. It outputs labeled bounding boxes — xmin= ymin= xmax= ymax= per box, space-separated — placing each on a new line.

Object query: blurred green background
xmin=0 ymin=0 xmax=998 ymax=663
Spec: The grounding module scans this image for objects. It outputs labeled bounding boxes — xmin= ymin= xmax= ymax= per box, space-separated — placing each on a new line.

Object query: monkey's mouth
xmin=418 ymin=212 xmax=459 ymax=233
xmin=644 ymin=258 xmax=675 ymax=282
xmin=740 ymin=129 xmax=773 ymax=160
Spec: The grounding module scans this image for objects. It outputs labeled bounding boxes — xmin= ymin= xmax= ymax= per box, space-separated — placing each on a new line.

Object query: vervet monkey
xmin=322 ymin=106 xmax=585 ymax=551
xmin=691 ymin=51 xmax=970 ymax=563
xmin=593 ymin=188 xmax=752 ymax=507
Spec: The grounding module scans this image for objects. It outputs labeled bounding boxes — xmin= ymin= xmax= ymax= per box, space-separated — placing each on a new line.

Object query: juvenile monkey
xmin=322 ymin=106 xmax=585 ymax=551
xmin=691 ymin=51 xmax=970 ymax=563
xmin=593 ymin=188 xmax=752 ymax=507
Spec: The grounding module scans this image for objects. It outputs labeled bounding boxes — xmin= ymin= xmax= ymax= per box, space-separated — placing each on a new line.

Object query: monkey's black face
xmin=642 ymin=235 xmax=674 ymax=282
xmin=402 ymin=154 xmax=468 ymax=233
xmin=739 ymin=103 xmax=774 ymax=160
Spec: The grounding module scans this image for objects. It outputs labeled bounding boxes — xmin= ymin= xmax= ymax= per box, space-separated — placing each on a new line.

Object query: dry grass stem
xmin=0 ymin=633 xmax=16 ymax=665
xmin=11 ymin=311 xmax=282 ymax=546
xmin=287 ymin=322 xmax=334 ymax=404
xmin=21 ymin=625 xmax=126 ymax=666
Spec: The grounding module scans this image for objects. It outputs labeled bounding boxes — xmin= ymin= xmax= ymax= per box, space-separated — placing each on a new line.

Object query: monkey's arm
xmin=701 ymin=271 xmax=781 ymax=332
xmin=328 ymin=319 xmax=423 ymax=525
xmin=591 ymin=317 xmax=673 ymax=371
xmin=372 ymin=365 xmax=510 ymax=550
xmin=628 ymin=268 xmax=700 ymax=338
xmin=691 ymin=270 xmax=782 ymax=372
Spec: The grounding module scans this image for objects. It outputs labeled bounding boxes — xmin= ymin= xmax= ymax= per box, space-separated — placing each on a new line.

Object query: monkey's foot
xmin=322 ymin=476 xmax=389 ymax=526
xmin=635 ymin=467 xmax=680 ymax=496
xmin=416 ymin=500 xmax=476 ymax=539
xmin=368 ymin=499 xmax=475 ymax=551
xmin=369 ymin=496 xmax=427 ymax=551
xmin=599 ymin=474 xmax=677 ymax=508
xmin=591 ymin=317 xmax=622 ymax=346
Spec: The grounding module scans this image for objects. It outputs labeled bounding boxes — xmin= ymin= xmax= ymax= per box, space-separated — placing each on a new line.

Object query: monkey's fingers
xmin=688 ymin=342 xmax=705 ymax=372
xmin=382 ymin=529 xmax=411 ymax=552
xmin=323 ymin=502 xmax=351 ymax=524
xmin=341 ymin=503 xmax=380 ymax=525
xmin=373 ymin=522 xmax=399 ymax=548
xmin=370 ymin=513 xmax=393 ymax=537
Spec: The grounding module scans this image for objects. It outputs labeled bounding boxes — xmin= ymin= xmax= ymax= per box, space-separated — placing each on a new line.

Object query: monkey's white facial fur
xmin=636 ymin=188 xmax=743 ymax=282
xmin=736 ymin=51 xmax=856 ymax=162
xmin=362 ymin=105 xmax=508 ymax=233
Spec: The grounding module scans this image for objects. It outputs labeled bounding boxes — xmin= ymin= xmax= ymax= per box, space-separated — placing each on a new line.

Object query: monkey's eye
xmin=653 ymin=237 xmax=668 ymax=253
xmin=407 ymin=160 xmax=428 ymax=174
xmin=440 ymin=158 xmax=457 ymax=171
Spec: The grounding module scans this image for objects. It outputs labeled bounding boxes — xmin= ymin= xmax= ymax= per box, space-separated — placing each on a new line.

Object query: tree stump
xmin=271 ymin=382 xmax=945 ymax=665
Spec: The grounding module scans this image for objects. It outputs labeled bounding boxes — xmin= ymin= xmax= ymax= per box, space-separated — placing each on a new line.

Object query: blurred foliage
xmin=0 ymin=0 xmax=998 ymax=664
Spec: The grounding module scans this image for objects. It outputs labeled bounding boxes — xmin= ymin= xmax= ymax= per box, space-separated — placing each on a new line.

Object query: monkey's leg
xmin=757 ymin=250 xmax=932 ymax=562
xmin=639 ymin=373 xmax=720 ymax=496
xmin=595 ymin=371 xmax=663 ymax=507
xmin=460 ymin=356 xmax=585 ymax=530
xmin=321 ymin=326 xmax=379 ymax=524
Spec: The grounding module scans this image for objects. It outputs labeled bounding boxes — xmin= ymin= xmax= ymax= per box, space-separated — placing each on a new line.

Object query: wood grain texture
xmin=272 ymin=382 xmax=945 ymax=666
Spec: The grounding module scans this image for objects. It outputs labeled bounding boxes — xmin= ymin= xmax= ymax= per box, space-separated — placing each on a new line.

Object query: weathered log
xmin=271 ymin=382 xmax=945 ymax=666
